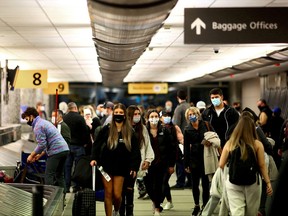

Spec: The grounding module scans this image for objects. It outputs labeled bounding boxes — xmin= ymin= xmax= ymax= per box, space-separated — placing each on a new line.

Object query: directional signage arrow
xmin=184 ymin=8 xmax=288 ymax=44
xmin=191 ymin=18 xmax=206 ymax=35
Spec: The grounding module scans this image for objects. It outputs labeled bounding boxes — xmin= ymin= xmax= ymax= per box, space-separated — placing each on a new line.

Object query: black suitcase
xmin=72 ymin=166 xmax=96 ymax=216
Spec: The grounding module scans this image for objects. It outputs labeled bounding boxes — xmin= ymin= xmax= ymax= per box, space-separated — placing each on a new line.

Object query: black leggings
xmin=145 ymin=164 xmax=167 ymax=209
xmin=190 ymin=167 xmax=210 ymax=206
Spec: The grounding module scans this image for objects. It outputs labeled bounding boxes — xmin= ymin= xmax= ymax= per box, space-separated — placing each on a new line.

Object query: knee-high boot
xmin=119 ymin=194 xmax=126 ymax=216
xmin=126 ymin=189 xmax=134 ymax=216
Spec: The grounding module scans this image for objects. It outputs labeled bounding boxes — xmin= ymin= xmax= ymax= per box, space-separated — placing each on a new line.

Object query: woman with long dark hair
xmin=119 ymin=105 xmax=154 ymax=216
xmin=90 ymin=103 xmax=141 ymax=216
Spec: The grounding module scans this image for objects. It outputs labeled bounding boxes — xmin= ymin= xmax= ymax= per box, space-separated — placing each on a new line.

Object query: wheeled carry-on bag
xmin=72 ymin=166 xmax=97 ymax=216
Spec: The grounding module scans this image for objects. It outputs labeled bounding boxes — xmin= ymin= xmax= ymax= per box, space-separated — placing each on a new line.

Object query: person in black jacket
xmin=63 ymin=102 xmax=90 ymax=193
xmin=90 ymin=103 xmax=141 ymax=216
xmin=202 ymin=88 xmax=239 ymax=148
xmin=257 ymin=98 xmax=273 ymax=136
xmin=145 ymin=109 xmax=176 ymax=216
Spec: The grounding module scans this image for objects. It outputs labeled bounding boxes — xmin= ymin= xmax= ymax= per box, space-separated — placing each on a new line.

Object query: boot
xmin=126 ymin=204 xmax=134 ymax=216
xmin=126 ymin=189 xmax=134 ymax=216
xmin=119 ymin=199 xmax=125 ymax=216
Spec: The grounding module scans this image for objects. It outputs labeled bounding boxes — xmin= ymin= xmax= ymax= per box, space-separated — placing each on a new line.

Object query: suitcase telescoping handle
xmin=92 ymin=165 xmax=96 ymax=191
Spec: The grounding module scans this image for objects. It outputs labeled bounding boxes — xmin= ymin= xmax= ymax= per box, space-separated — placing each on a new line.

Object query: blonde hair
xmin=83 ymin=105 xmax=97 ymax=119
xmin=226 ymin=116 xmax=258 ymax=160
xmin=185 ymin=106 xmax=201 ymax=123
xmin=107 ymin=103 xmax=132 ymax=151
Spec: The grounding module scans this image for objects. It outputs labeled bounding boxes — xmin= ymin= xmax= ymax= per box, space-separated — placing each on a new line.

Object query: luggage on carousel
xmin=72 ymin=165 xmax=97 ymax=216
xmin=13 ymin=151 xmax=46 ymax=184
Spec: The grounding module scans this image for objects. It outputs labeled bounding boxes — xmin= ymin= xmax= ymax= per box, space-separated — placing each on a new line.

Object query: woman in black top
xmin=184 ymin=107 xmax=210 ymax=216
xmin=145 ymin=109 xmax=176 ymax=216
xmin=90 ymin=103 xmax=141 ymax=216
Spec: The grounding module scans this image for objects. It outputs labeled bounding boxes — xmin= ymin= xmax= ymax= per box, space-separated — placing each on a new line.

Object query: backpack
xmin=228 ymin=145 xmax=258 ymax=185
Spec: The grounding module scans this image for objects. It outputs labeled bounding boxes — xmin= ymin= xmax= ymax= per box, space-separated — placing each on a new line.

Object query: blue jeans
xmin=175 ymin=160 xmax=186 ymax=187
xmin=45 ymin=151 xmax=69 ymax=192
xmin=64 ymin=145 xmax=85 ymax=190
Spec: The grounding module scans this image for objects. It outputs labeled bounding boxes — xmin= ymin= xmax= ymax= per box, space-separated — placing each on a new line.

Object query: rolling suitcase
xmin=72 ymin=166 xmax=96 ymax=216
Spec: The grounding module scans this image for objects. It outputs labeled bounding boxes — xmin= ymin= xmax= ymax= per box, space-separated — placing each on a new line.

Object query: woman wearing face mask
xmin=145 ymin=109 xmax=176 ymax=216
xmin=184 ymin=107 xmax=211 ymax=216
xmin=90 ymin=103 xmax=141 ymax=216
xmin=160 ymin=109 xmax=183 ymax=211
xmin=118 ymin=105 xmax=154 ymax=216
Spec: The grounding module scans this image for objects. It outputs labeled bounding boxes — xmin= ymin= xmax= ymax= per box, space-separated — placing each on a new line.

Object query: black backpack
xmin=229 ymin=145 xmax=258 ymax=185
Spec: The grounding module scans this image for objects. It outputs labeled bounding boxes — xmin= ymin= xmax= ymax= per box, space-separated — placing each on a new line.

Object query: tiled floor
xmin=62 ymin=175 xmax=196 ymax=216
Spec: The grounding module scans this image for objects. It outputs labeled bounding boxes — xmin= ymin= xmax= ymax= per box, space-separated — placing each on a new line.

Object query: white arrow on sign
xmin=191 ymin=18 xmax=206 ymax=35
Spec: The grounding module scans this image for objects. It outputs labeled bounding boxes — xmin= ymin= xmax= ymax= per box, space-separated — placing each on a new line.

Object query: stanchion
xmin=32 ymin=184 xmax=43 ymax=216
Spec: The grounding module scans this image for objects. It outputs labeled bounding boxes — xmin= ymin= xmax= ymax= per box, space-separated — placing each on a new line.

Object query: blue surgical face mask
xmin=211 ymin=98 xmax=221 ymax=107
xmin=189 ymin=115 xmax=198 ymax=123
xmin=163 ymin=116 xmax=171 ymax=124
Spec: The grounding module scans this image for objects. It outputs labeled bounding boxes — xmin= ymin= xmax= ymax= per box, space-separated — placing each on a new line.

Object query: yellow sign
xmin=15 ymin=70 xmax=48 ymax=88
xmin=128 ymin=83 xmax=168 ymax=94
xmin=43 ymin=82 xmax=69 ymax=95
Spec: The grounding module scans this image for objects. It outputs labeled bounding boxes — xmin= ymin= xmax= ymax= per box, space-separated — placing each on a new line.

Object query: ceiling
xmin=0 ymin=0 xmax=288 ymax=88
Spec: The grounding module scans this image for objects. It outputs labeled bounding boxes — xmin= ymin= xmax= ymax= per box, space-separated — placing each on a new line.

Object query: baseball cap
xmin=103 ymin=101 xmax=114 ymax=109
xmin=196 ymin=101 xmax=206 ymax=109
xmin=272 ymin=107 xmax=281 ymax=114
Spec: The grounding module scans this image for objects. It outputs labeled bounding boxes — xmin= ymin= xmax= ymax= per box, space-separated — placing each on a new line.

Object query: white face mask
xmin=40 ymin=106 xmax=45 ymax=111
xmin=96 ymin=110 xmax=101 ymax=117
xmin=133 ymin=116 xmax=141 ymax=124
xmin=165 ymin=105 xmax=172 ymax=112
xmin=149 ymin=117 xmax=159 ymax=125
xmin=51 ymin=116 xmax=56 ymax=124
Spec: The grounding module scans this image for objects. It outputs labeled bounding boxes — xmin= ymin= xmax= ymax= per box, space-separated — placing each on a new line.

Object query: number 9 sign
xmin=58 ymin=83 xmax=65 ymax=92
xmin=43 ymin=82 xmax=69 ymax=95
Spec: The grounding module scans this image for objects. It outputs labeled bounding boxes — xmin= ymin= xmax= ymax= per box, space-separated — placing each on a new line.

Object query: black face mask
xmin=27 ymin=118 xmax=33 ymax=126
xmin=114 ymin=115 xmax=125 ymax=123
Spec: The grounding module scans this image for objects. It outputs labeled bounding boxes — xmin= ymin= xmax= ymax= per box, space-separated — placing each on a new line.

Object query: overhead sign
xmin=43 ymin=82 xmax=69 ymax=95
xmin=128 ymin=83 xmax=168 ymax=94
xmin=15 ymin=70 xmax=48 ymax=88
xmin=184 ymin=8 xmax=288 ymax=44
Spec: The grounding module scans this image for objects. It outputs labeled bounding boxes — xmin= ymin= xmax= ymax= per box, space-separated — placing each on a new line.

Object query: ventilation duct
xmin=87 ymin=0 xmax=178 ymax=87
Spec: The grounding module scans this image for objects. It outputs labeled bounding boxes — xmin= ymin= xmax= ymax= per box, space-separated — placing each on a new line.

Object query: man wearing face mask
xmin=36 ymin=101 xmax=47 ymax=120
xmin=51 ymin=109 xmax=71 ymax=148
xmin=164 ymin=100 xmax=174 ymax=117
xmin=63 ymin=102 xmax=90 ymax=193
xmin=21 ymin=107 xmax=69 ymax=194
xmin=202 ymin=88 xmax=239 ymax=148
xmin=102 ymin=101 xmax=114 ymax=126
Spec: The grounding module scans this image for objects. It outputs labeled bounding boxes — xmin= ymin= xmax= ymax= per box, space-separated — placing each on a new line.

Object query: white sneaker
xmin=163 ymin=202 xmax=174 ymax=210
xmin=154 ymin=211 xmax=161 ymax=216
xmin=112 ymin=210 xmax=120 ymax=216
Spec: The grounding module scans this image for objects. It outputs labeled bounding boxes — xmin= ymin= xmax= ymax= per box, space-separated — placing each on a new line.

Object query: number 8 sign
xmin=14 ymin=70 xmax=48 ymax=89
